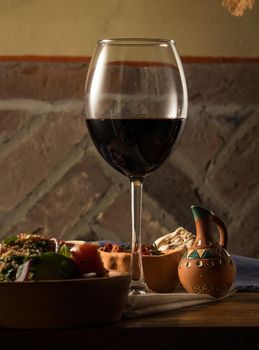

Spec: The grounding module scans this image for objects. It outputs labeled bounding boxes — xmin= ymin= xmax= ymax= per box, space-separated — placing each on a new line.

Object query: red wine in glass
xmin=86 ymin=118 xmax=185 ymax=179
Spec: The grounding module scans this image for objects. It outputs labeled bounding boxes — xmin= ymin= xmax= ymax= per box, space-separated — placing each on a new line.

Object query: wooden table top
xmin=120 ymin=291 xmax=259 ymax=328
xmin=1 ymin=292 xmax=259 ymax=349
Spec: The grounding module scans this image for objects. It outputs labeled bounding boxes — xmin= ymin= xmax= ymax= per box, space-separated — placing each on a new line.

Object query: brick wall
xmin=0 ymin=59 xmax=258 ymax=257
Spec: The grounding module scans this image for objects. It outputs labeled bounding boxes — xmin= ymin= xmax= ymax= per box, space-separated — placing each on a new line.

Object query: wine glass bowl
xmin=84 ymin=38 xmax=188 ymax=295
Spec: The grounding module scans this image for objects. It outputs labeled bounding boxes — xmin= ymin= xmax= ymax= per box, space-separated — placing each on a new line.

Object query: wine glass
xmin=84 ymin=38 xmax=188 ymax=295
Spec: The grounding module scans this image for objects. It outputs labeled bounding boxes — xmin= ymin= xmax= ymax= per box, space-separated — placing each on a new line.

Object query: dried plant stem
xmin=222 ymin=0 xmax=255 ymax=16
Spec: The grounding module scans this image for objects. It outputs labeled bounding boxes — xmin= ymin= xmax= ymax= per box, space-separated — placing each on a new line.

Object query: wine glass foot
xmin=128 ymin=280 xmax=150 ymax=295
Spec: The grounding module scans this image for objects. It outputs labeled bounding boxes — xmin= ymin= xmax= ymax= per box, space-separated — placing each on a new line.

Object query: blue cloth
xmin=233 ymin=255 xmax=259 ymax=291
xmin=98 ymin=240 xmax=127 ymax=246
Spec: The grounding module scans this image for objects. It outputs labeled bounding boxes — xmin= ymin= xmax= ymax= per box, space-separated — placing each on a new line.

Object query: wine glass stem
xmin=129 ymin=179 xmax=148 ymax=295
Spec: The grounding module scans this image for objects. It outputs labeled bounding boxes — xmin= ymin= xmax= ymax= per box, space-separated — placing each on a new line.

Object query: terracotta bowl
xmin=100 ymin=246 xmax=186 ymax=293
xmin=0 ymin=270 xmax=130 ymax=329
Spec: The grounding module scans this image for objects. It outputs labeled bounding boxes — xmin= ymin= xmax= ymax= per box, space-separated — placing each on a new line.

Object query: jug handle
xmin=212 ymin=214 xmax=228 ymax=248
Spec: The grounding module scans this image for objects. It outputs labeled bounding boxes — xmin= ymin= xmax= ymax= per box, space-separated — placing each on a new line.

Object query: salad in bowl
xmin=0 ymin=233 xmax=107 ymax=282
xmin=0 ymin=233 xmax=130 ymax=328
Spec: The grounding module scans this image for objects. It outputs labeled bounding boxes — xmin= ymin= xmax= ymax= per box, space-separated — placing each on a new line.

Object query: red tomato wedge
xmin=70 ymin=242 xmax=108 ymax=277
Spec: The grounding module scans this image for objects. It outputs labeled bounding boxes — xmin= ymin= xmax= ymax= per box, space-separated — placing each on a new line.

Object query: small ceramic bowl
xmin=100 ymin=246 xmax=186 ymax=293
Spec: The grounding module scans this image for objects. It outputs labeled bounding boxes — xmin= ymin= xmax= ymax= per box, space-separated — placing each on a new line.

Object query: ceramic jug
xmin=178 ymin=206 xmax=236 ymax=298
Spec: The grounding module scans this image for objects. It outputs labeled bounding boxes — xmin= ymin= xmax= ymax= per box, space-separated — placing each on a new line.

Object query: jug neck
xmin=191 ymin=206 xmax=214 ymax=245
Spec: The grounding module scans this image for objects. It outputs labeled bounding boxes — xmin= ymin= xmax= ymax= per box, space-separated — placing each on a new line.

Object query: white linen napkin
xmin=124 ymin=289 xmax=236 ymax=319
xmin=123 ymin=253 xmax=259 ymax=319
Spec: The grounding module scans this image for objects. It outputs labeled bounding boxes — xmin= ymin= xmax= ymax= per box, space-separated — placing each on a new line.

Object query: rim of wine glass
xmin=98 ymin=38 xmax=175 ymax=46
